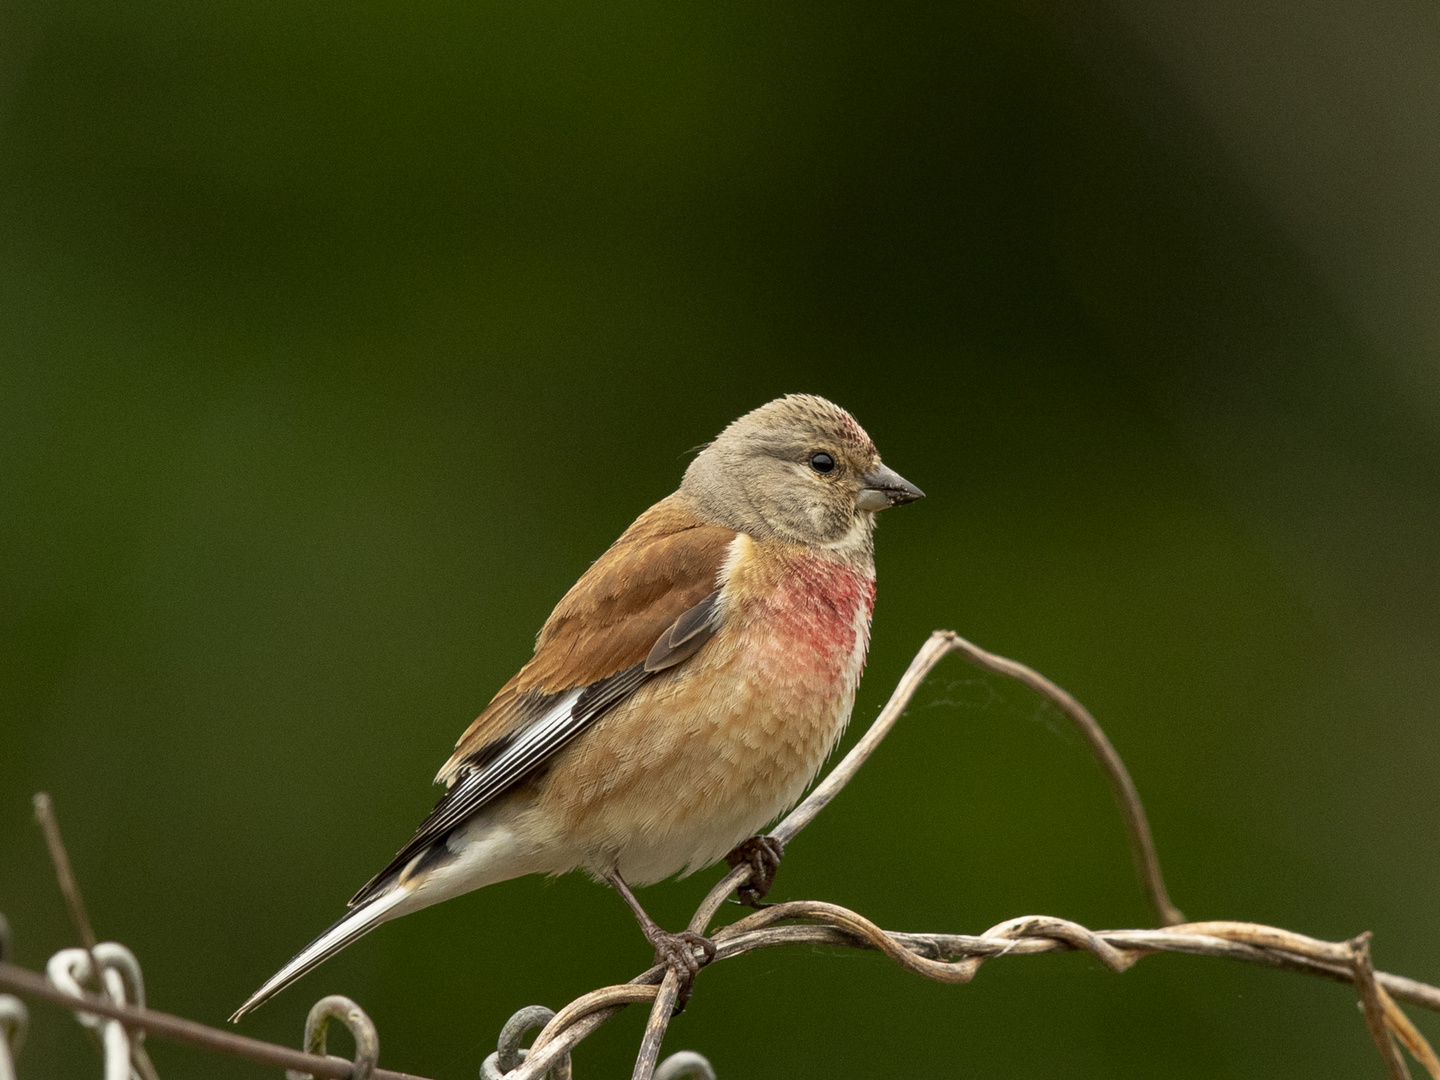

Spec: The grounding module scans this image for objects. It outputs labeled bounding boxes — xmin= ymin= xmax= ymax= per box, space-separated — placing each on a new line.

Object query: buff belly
xmin=542 ymin=667 xmax=857 ymax=884
xmin=539 ymin=563 xmax=872 ymax=885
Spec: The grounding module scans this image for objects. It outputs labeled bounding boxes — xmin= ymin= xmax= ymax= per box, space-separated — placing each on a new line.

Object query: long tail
xmin=228 ymin=886 xmax=410 ymax=1022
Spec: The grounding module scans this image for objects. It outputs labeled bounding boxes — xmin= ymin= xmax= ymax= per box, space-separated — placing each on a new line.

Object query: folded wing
xmin=350 ymin=500 xmax=735 ymax=906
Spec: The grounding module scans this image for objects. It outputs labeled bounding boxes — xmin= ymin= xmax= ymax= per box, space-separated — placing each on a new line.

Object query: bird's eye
xmin=809 ymin=452 xmax=836 ymax=474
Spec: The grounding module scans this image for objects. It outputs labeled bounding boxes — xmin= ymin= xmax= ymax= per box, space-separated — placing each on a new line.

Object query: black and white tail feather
xmin=228 ymin=885 xmax=413 ymax=1023
xmin=228 ymin=680 xmax=594 ymax=1022
xmin=229 ymin=589 xmax=722 ymax=1022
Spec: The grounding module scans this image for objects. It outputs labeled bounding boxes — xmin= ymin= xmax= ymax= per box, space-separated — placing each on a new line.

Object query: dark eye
xmin=809 ymin=451 xmax=835 ymax=474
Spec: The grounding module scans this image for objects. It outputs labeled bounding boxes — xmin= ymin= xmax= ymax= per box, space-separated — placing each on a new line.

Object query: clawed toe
xmin=649 ymin=930 xmax=716 ymax=1014
xmin=604 ymin=869 xmax=716 ymax=1014
xmin=651 ymin=930 xmax=716 ymax=972
xmin=726 ymin=834 xmax=786 ymax=907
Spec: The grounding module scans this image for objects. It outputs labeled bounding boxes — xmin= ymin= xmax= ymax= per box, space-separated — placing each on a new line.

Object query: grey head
xmin=680 ymin=394 xmax=923 ymax=549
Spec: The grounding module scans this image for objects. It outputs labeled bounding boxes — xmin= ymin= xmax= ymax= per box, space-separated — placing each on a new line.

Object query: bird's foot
xmin=725 ymin=834 xmax=785 ymax=908
xmin=645 ymin=929 xmax=716 ymax=1014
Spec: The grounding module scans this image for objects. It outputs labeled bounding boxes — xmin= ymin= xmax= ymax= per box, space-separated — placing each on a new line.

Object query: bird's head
xmin=681 ymin=394 xmax=923 ymax=549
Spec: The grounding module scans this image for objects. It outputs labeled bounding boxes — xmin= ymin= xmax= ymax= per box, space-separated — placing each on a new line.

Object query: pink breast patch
xmin=763 ymin=555 xmax=876 ymax=677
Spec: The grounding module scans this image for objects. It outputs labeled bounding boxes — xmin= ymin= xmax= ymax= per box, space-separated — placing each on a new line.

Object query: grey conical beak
xmin=856 ymin=464 xmax=925 ymax=511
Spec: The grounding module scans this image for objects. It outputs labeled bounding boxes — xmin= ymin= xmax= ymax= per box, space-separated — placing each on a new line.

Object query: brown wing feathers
xmin=644 ymin=589 xmax=720 ymax=672
xmin=440 ymin=501 xmax=734 ymax=781
xmin=509 ymin=508 xmax=734 ymax=693
xmin=348 ymin=502 xmax=734 ymax=907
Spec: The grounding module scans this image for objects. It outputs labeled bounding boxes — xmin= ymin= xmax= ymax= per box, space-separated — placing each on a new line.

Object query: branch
xmin=508 ymin=631 xmax=1434 ymax=1080
xmin=32 ymin=794 xmax=99 ymax=953
xmin=937 ymin=634 xmax=1185 ymax=926
xmin=508 ymin=911 xmax=1440 ymax=1080
xmin=1353 ymin=932 xmax=1414 ymax=1079
xmin=686 ymin=630 xmax=1181 ymax=942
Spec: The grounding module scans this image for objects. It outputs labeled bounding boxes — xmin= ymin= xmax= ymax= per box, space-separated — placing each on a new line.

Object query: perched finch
xmin=232 ymin=394 xmax=922 ymax=1020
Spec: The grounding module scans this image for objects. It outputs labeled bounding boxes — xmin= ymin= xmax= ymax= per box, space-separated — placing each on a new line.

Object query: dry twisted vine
xmin=3 ymin=630 xmax=1436 ymax=1078
xmin=507 ymin=630 xmax=1438 ymax=1080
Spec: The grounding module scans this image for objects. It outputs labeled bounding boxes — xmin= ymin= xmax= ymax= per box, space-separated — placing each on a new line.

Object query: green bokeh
xmin=3 ymin=2 xmax=1437 ymax=1077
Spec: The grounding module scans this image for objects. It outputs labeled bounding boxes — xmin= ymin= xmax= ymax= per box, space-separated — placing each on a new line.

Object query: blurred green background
xmin=3 ymin=0 xmax=1438 ymax=1076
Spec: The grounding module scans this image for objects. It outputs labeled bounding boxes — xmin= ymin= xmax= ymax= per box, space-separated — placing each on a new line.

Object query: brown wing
xmin=436 ymin=496 xmax=735 ymax=785
xmin=347 ymin=499 xmax=734 ymax=907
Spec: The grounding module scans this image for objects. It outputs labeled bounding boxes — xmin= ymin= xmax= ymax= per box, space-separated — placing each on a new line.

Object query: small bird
xmin=231 ymin=394 xmax=922 ymax=1020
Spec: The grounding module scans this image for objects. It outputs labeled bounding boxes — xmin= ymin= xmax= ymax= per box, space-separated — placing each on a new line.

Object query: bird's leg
xmin=605 ymin=870 xmax=715 ymax=1014
xmin=725 ymin=834 xmax=786 ymax=908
